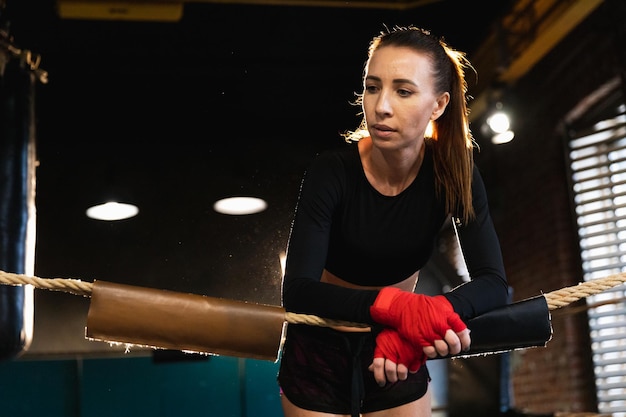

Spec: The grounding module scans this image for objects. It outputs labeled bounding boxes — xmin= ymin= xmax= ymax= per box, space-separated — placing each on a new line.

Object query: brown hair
xmin=344 ymin=25 xmax=477 ymax=223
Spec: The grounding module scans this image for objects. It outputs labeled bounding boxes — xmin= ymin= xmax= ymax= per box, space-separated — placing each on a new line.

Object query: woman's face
xmin=363 ymin=45 xmax=449 ymax=149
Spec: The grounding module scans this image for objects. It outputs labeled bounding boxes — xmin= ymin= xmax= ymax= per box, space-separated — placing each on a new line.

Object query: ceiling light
xmin=487 ymin=110 xmax=510 ymax=133
xmin=484 ymin=101 xmax=515 ymax=145
xmin=491 ymin=130 xmax=515 ymax=145
xmin=213 ymin=196 xmax=267 ymax=215
xmin=86 ymin=202 xmax=139 ymax=221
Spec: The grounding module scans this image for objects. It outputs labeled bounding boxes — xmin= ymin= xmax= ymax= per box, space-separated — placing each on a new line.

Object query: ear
xmin=431 ymin=92 xmax=450 ymax=121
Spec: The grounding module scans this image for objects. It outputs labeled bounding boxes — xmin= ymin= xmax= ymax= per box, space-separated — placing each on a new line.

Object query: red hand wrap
xmin=370 ymin=287 xmax=466 ymax=348
xmin=373 ymin=328 xmax=425 ymax=373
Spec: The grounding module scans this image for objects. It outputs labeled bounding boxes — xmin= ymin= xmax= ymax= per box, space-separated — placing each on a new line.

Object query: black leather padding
xmin=445 ymin=295 xmax=553 ymax=359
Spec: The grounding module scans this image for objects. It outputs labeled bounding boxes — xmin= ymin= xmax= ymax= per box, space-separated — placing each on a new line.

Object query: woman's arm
xmin=443 ymin=166 xmax=510 ymax=321
xmin=281 ymin=151 xmax=379 ymax=324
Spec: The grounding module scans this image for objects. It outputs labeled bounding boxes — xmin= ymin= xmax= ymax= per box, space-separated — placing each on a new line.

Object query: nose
xmin=375 ymin=90 xmax=393 ymax=116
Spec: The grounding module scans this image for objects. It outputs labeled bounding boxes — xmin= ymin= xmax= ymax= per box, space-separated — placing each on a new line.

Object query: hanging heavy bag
xmin=0 ymin=56 xmax=37 ymax=361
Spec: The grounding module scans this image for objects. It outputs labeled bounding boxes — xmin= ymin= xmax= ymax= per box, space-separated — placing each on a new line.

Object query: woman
xmin=278 ymin=26 xmax=509 ymax=417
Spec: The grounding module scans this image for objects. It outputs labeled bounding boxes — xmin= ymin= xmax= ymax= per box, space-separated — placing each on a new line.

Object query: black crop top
xmin=282 ymin=141 xmax=509 ymax=325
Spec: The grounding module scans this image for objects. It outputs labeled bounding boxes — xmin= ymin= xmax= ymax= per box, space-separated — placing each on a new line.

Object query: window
xmin=567 ymin=90 xmax=626 ymax=416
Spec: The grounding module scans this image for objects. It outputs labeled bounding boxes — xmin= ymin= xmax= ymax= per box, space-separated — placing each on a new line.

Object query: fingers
xmin=422 ymin=344 xmax=437 ymax=358
xmin=443 ymin=329 xmax=462 ymax=355
xmin=384 ymin=359 xmax=399 ymax=383
xmin=368 ymin=357 xmax=410 ymax=386
xmin=368 ymin=357 xmax=387 ymax=386
xmin=393 ymin=362 xmax=409 ymax=382
xmin=457 ymin=328 xmax=471 ymax=352
xmin=423 ymin=328 xmax=472 ymax=358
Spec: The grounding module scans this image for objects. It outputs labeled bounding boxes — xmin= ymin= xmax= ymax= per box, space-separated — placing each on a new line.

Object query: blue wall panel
xmin=0 ymin=359 xmax=80 ymax=416
xmin=0 ymin=355 xmax=282 ymax=417
xmin=81 ymin=356 xmax=160 ymax=417
xmin=157 ymin=356 xmax=241 ymax=417
xmin=243 ymin=358 xmax=283 ymax=417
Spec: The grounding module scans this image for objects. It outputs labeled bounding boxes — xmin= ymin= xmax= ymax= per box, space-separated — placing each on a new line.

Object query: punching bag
xmin=0 ymin=52 xmax=37 ymax=360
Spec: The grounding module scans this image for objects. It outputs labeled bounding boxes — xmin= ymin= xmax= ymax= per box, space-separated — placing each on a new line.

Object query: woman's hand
xmin=368 ymin=328 xmax=425 ymax=386
xmin=370 ymin=287 xmax=469 ymax=353
xmin=369 ymin=326 xmax=471 ymax=387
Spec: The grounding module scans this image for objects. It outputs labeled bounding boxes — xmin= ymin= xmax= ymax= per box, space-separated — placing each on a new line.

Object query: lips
xmin=373 ymin=124 xmax=394 ymax=132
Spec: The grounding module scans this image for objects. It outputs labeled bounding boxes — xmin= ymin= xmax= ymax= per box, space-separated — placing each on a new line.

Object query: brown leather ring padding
xmin=86 ymin=280 xmax=287 ymax=361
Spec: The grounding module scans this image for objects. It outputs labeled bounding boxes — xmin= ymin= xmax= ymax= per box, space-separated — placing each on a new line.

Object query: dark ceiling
xmin=2 ymin=0 xmax=514 ymax=356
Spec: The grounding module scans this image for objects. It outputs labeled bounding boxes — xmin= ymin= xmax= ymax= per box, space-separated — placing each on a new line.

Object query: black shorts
xmin=277 ymin=324 xmax=430 ymax=416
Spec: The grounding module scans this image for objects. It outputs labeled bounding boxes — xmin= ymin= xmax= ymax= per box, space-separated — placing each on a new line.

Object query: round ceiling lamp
xmin=213 ymin=196 xmax=267 ymax=215
xmin=86 ymin=202 xmax=139 ymax=221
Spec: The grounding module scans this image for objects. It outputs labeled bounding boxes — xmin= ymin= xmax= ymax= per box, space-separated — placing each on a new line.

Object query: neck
xmin=359 ymin=137 xmax=426 ymax=196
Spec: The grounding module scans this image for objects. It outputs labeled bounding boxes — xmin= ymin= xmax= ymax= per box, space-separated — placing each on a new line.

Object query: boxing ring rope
xmin=2 ymin=268 xmax=624 ymax=313
xmin=0 ymin=269 xmax=625 ymax=361
xmin=0 ymin=270 xmax=367 ymax=328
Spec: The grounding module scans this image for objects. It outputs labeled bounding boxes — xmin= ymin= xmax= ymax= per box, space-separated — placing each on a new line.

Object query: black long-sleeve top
xmin=281 ymin=141 xmax=509 ymax=325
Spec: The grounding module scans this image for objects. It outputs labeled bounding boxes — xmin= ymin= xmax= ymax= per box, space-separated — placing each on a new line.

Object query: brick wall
xmin=471 ymin=2 xmax=626 ymax=413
